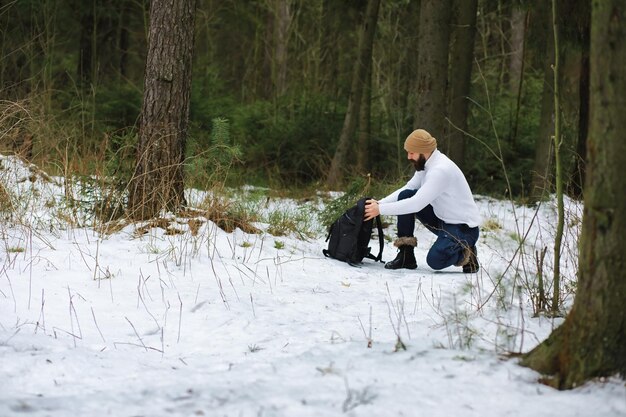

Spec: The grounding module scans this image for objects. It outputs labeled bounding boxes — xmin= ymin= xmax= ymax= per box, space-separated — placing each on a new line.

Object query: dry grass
xmin=0 ymin=180 xmax=14 ymax=214
xmin=199 ymin=197 xmax=260 ymax=234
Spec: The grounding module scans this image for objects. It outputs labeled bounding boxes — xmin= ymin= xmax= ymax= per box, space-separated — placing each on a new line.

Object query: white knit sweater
xmin=378 ymin=150 xmax=481 ymax=228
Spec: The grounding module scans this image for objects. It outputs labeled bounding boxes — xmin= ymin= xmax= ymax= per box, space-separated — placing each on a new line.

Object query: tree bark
xmin=127 ymin=0 xmax=196 ymax=220
xmin=521 ymin=0 xmax=626 ymax=389
xmin=414 ymin=0 xmax=452 ymax=146
xmin=326 ymin=0 xmax=380 ymax=188
xmin=446 ymin=0 xmax=477 ymax=168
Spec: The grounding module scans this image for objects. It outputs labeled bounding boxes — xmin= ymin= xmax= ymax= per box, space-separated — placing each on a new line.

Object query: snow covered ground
xmin=0 ymin=154 xmax=624 ymax=417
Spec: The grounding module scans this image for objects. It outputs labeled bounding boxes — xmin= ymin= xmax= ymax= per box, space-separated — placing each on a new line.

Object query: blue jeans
xmin=396 ymin=189 xmax=479 ymax=270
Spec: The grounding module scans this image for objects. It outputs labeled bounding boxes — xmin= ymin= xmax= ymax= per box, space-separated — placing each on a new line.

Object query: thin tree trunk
xmin=550 ymin=0 xmax=564 ymax=315
xmin=118 ymin=0 xmax=130 ymax=80
xmin=521 ymin=0 xmax=626 ymax=389
xmin=496 ymin=0 xmax=508 ymax=94
xmin=326 ymin=0 xmax=380 ymax=188
xmin=446 ymin=0 xmax=477 ymax=167
xmin=529 ymin=12 xmax=555 ymax=202
xmin=415 ymin=0 xmax=452 ymax=143
xmin=272 ymin=0 xmax=291 ymax=98
xmin=509 ymin=7 xmax=528 ymax=146
xmin=568 ymin=53 xmax=589 ymax=199
xmin=261 ymin=4 xmax=274 ymax=100
xmin=357 ymin=59 xmax=372 ymax=174
xmin=567 ymin=2 xmax=591 ymax=200
xmin=558 ymin=44 xmax=583 ymax=194
xmin=77 ymin=0 xmax=95 ymax=87
xmin=127 ymin=0 xmax=196 ymax=220
xmin=319 ymin=0 xmax=339 ymax=97
xmin=508 ymin=7 xmax=526 ymax=95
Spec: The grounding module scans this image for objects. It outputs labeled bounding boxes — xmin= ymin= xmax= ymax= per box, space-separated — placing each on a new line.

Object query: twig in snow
xmin=113 ymin=342 xmax=162 ymax=353
xmin=67 ymin=286 xmax=82 ymax=347
xmin=2 ymin=328 xmax=21 ymax=345
xmin=250 ymin=293 xmax=256 ymax=318
xmin=177 ymin=292 xmax=182 ymax=343
xmin=385 ymin=282 xmax=407 ymax=351
xmin=357 ymin=305 xmax=373 ymax=348
xmin=28 ymin=227 xmax=32 ymax=309
xmin=36 ymin=288 xmax=45 ymax=333
xmin=91 ymin=307 xmax=106 ymax=343
xmin=125 ymin=316 xmax=148 ymax=352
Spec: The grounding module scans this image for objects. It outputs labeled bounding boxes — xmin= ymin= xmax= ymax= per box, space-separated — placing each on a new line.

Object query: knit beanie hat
xmin=404 ymin=129 xmax=437 ymax=154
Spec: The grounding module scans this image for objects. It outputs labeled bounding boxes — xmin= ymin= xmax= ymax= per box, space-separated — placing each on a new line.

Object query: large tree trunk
xmin=520 ymin=0 xmax=626 ymax=389
xmin=414 ymin=0 xmax=452 ymax=144
xmin=127 ymin=0 xmax=195 ymax=220
xmin=326 ymin=0 xmax=380 ymax=188
xmin=446 ymin=0 xmax=477 ymax=168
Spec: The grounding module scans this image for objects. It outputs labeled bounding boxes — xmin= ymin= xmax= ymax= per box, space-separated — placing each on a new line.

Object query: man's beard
xmin=412 ymin=154 xmax=427 ymax=171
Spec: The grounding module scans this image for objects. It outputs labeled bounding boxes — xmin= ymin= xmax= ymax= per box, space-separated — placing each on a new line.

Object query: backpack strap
xmin=359 ymin=197 xmax=384 ymax=263
xmin=325 ymin=222 xmax=334 ymax=242
xmin=361 ymin=214 xmax=384 ymax=263
xmin=322 ymin=223 xmax=334 ymax=257
xmin=372 ymin=214 xmax=384 ymax=262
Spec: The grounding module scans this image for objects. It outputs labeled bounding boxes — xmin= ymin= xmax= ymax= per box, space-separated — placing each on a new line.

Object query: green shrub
xmin=230 ymin=95 xmax=343 ymax=187
xmin=95 ymin=84 xmax=142 ymax=131
xmin=186 ymin=117 xmax=241 ymax=189
xmin=464 ymin=69 xmax=543 ymax=198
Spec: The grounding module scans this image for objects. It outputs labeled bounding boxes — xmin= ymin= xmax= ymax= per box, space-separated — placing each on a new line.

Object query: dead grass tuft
xmin=0 ymin=181 xmax=14 ymax=213
xmin=187 ymin=219 xmax=204 ymax=236
xmin=201 ymin=197 xmax=260 ymax=234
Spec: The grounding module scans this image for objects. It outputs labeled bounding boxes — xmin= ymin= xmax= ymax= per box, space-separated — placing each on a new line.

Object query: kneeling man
xmin=364 ymin=129 xmax=480 ymax=273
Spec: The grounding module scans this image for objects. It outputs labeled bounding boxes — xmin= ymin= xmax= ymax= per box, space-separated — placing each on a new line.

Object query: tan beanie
xmin=404 ymin=129 xmax=437 ymax=154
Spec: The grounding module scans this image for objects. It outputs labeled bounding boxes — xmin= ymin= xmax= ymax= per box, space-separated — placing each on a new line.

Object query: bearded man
xmin=364 ymin=129 xmax=481 ymax=273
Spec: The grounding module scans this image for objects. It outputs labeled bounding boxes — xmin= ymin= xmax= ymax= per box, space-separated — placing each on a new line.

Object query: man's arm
xmin=379 ymin=168 xmax=448 ymax=216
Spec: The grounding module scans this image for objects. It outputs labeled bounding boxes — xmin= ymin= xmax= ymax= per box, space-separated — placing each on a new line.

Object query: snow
xmin=1 ymin=154 xmax=624 ymax=417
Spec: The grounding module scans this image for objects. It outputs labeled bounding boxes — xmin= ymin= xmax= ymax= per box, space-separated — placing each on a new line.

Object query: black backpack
xmin=322 ymin=197 xmax=384 ymax=266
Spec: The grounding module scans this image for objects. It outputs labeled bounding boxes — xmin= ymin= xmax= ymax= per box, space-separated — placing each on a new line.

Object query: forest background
xmin=0 ymin=0 xmax=590 ymax=200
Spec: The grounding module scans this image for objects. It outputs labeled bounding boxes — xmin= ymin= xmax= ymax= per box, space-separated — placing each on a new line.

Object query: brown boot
xmin=457 ymin=246 xmax=479 ymax=273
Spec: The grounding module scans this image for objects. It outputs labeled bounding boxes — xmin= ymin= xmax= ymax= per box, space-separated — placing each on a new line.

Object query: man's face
xmin=408 ymin=152 xmax=427 ymax=171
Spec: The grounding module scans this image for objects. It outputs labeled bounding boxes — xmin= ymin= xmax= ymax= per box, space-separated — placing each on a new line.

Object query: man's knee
xmin=426 ymin=250 xmax=447 ymax=270
xmin=426 ymin=242 xmax=461 ymax=270
xmin=398 ymin=189 xmax=417 ymax=201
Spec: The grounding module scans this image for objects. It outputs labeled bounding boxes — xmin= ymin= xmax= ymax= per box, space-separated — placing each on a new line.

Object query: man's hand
xmin=364 ymin=199 xmax=380 ymax=221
